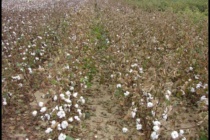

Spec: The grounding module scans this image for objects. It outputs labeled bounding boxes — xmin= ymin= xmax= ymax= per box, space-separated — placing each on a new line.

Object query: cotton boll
xmin=122 ymin=127 xmax=128 ymax=133
xmin=151 ymin=131 xmax=159 ymax=140
xmin=131 ymin=111 xmax=136 ymax=118
xmin=65 ymin=99 xmax=72 ymax=103
xmin=53 ymin=95 xmax=58 ymax=101
xmin=189 ymin=67 xmax=193 ymax=71
xmin=60 ymin=94 xmax=65 ymax=100
xmin=74 ymin=116 xmax=80 ymax=121
xmin=40 ymin=107 xmax=47 ymax=113
xmin=39 ymin=102 xmax=44 ymax=107
xmin=68 ymin=117 xmax=73 ymax=122
xmin=57 ymin=110 xmax=66 ymax=118
xmin=124 ymin=91 xmax=130 ymax=96
xmin=65 ymin=91 xmax=71 ymax=96
xmin=147 ymin=102 xmax=153 ymax=108
xmin=151 ymin=110 xmax=156 ymax=117
xmin=153 ymin=125 xmax=160 ymax=132
xmin=73 ymin=92 xmax=78 ymax=98
xmin=165 ymin=94 xmax=170 ymax=100
xmin=58 ymin=133 xmax=66 ymax=140
xmin=162 ymin=114 xmax=168 ymax=120
xmin=28 ymin=67 xmax=33 ymax=74
xmin=200 ymin=95 xmax=207 ymax=101
xmin=55 ymin=105 xmax=59 ymax=110
xmin=190 ymin=87 xmax=195 ymax=93
xmin=59 ymin=106 xmax=63 ymax=111
xmin=182 ymin=137 xmax=186 ymax=140
xmin=3 ymin=100 xmax=7 ymax=105
xmin=179 ymin=129 xmax=184 ymax=136
xmin=136 ymin=118 xmax=141 ymax=123
xmin=32 ymin=110 xmax=37 ymax=116
xmin=79 ymin=96 xmax=85 ymax=104
xmin=116 ymin=84 xmax=122 ymax=88
xmin=166 ymin=90 xmax=171 ymax=95
xmin=45 ymin=127 xmax=53 ymax=133
xmin=171 ymin=131 xmax=179 ymax=139
xmin=136 ymin=123 xmax=142 ymax=130
xmin=70 ymin=86 xmax=74 ymax=91
xmin=51 ymin=120 xmax=56 ymax=127
xmin=153 ymin=121 xmax=161 ymax=126
xmin=57 ymin=124 xmax=62 ymax=131
xmin=61 ymin=121 xmax=68 ymax=129
xmin=45 ymin=114 xmax=50 ymax=120
xmin=75 ymin=104 xmax=79 ymax=108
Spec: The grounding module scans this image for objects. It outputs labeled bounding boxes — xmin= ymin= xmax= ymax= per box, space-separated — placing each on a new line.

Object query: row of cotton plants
xmin=32 ymin=88 xmax=86 ymax=140
xmin=97 ymin=0 xmax=208 ymax=139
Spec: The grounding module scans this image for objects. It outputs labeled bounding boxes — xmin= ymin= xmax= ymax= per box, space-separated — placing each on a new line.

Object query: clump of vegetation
xmin=124 ymin=0 xmax=208 ymax=23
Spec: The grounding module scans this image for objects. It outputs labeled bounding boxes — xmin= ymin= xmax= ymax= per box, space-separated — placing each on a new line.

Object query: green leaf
xmin=66 ymin=136 xmax=74 ymax=140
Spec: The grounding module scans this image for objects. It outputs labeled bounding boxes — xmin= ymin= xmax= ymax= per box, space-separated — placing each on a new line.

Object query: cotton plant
xmin=150 ymin=120 xmax=161 ymax=140
xmin=31 ymin=89 xmax=86 ymax=139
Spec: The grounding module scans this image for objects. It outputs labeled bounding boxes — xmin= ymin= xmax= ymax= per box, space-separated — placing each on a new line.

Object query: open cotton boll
xmin=162 ymin=114 xmax=168 ymax=120
xmin=58 ymin=133 xmax=66 ymax=140
xmin=32 ymin=110 xmax=37 ymax=116
xmin=73 ymin=92 xmax=78 ymax=98
xmin=65 ymin=91 xmax=71 ymax=96
xmin=151 ymin=131 xmax=159 ymax=140
xmin=116 ymin=84 xmax=122 ymax=88
xmin=57 ymin=124 xmax=62 ymax=131
xmin=51 ymin=120 xmax=56 ymax=127
xmin=2 ymin=100 xmax=7 ymax=105
xmin=165 ymin=94 xmax=170 ymax=100
xmin=153 ymin=125 xmax=160 ymax=132
xmin=70 ymin=86 xmax=74 ymax=91
xmin=40 ymin=107 xmax=47 ymax=113
xmin=53 ymin=95 xmax=58 ymax=101
xmin=136 ymin=118 xmax=141 ymax=123
xmin=75 ymin=104 xmax=79 ymax=108
xmin=182 ymin=137 xmax=186 ymax=140
xmin=61 ymin=120 xmax=68 ymax=129
xmin=74 ymin=116 xmax=80 ymax=121
xmin=45 ymin=127 xmax=53 ymax=133
xmin=45 ymin=114 xmax=50 ymax=120
xmin=171 ymin=131 xmax=179 ymax=139
xmin=131 ymin=111 xmax=136 ymax=118
xmin=39 ymin=102 xmax=44 ymax=107
xmin=166 ymin=90 xmax=171 ymax=95
xmin=136 ymin=123 xmax=142 ymax=130
xmin=28 ymin=67 xmax=33 ymax=74
xmin=147 ymin=102 xmax=153 ymax=108
xmin=65 ymin=99 xmax=72 ymax=103
xmin=59 ymin=106 xmax=63 ymax=111
xmin=124 ymin=91 xmax=130 ymax=96
xmin=151 ymin=110 xmax=156 ymax=116
xmin=60 ymin=94 xmax=65 ymax=100
xmin=179 ymin=129 xmax=184 ymax=136
xmin=190 ymin=87 xmax=195 ymax=93
xmin=68 ymin=117 xmax=73 ymax=122
xmin=153 ymin=121 xmax=161 ymax=126
xmin=122 ymin=127 xmax=128 ymax=133
xmin=78 ymin=96 xmax=85 ymax=104
xmin=57 ymin=110 xmax=66 ymax=118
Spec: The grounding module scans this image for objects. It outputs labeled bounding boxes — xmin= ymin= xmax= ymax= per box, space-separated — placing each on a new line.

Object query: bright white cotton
xmin=171 ymin=131 xmax=179 ymax=139
xmin=58 ymin=133 xmax=66 ymax=140
xmin=151 ymin=131 xmax=159 ymax=140
xmin=61 ymin=121 xmax=68 ymax=129
xmin=122 ymin=127 xmax=128 ymax=133
xmin=32 ymin=110 xmax=37 ymax=116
